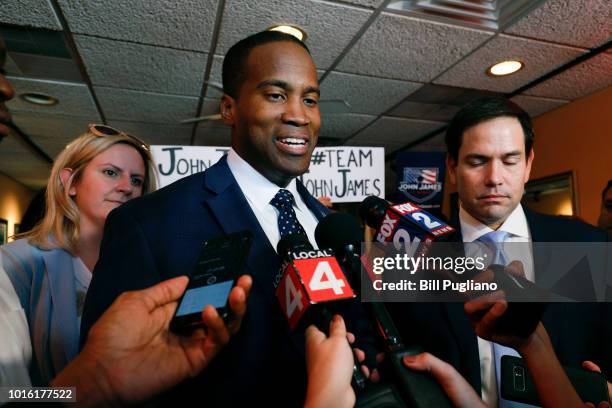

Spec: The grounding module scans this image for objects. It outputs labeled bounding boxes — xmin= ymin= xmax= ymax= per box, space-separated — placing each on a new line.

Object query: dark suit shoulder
xmin=111 ymin=171 xmax=209 ymax=223
xmin=525 ymin=209 xmax=606 ymax=242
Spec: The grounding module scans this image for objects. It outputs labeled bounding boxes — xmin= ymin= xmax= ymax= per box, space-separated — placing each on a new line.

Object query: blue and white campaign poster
xmin=396 ymin=151 xmax=446 ymax=210
xmin=151 ymin=146 xmax=385 ymax=203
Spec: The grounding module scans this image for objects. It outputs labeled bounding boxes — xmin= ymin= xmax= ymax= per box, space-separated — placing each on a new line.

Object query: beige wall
xmin=0 ymin=172 xmax=35 ymax=241
xmin=530 ymin=85 xmax=612 ymax=226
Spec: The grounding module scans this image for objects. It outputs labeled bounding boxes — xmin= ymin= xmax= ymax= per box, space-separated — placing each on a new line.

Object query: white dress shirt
xmin=459 ymin=203 xmax=534 ymax=407
xmin=226 ymin=149 xmax=320 ymax=252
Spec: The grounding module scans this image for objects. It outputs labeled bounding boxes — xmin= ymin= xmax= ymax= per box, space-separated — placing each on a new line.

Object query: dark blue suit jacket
xmin=387 ymin=209 xmax=611 ymax=394
xmin=81 ymin=156 xmax=369 ymax=406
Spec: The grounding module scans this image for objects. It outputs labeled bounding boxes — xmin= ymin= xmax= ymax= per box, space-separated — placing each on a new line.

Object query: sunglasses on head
xmin=88 ymin=124 xmax=150 ymax=152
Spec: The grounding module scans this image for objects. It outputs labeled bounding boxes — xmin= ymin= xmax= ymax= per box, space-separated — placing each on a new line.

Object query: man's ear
xmin=446 ymin=154 xmax=457 ymax=185
xmin=524 ymin=147 xmax=535 ymax=183
xmin=220 ymin=94 xmax=236 ymax=125
xmin=60 ymin=168 xmax=76 ymax=196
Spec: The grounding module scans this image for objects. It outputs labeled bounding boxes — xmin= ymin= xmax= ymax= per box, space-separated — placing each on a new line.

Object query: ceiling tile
xmin=510 ymin=94 xmax=568 ymax=117
xmin=4 ymin=54 xmax=20 ymax=78
xmin=204 ymin=55 xmax=224 ymax=98
xmin=505 ymin=0 xmax=612 ymax=49
xmin=346 ymin=140 xmax=398 ymax=156
xmin=8 ymin=52 xmax=82 ymax=82
xmin=216 ymin=0 xmax=372 ymax=69
xmin=6 ymin=76 xmax=101 ymax=118
xmin=199 ymin=98 xmax=221 ymax=116
xmin=348 ymin=116 xmax=444 ymax=150
xmin=320 ymin=112 xmax=376 ymax=140
xmin=108 ymin=120 xmax=193 ymax=146
xmin=0 ymin=0 xmax=61 ymax=30
xmin=406 ymin=131 xmax=447 ymax=152
xmin=56 ymin=0 xmax=218 ymax=51
xmin=321 ymin=71 xmax=422 ymax=114
xmin=524 ymin=52 xmax=612 ymax=100
xmin=336 ymin=13 xmax=493 ymax=82
xmin=388 ymin=100 xmax=459 ymax=122
xmin=330 ymin=0 xmax=384 ymax=8
xmin=406 ymin=83 xmax=503 ymax=105
xmin=10 ymin=111 xmax=96 ymax=158
xmin=435 ymin=34 xmax=585 ymax=93
xmin=95 ymin=86 xmax=199 ymax=124
xmin=194 ymin=122 xmax=232 ymax=146
xmin=0 ymin=133 xmax=51 ymax=189
xmin=75 ymin=35 xmax=207 ymax=96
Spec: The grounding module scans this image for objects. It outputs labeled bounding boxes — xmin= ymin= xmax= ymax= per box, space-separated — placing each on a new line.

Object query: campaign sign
xmin=396 ymin=151 xmax=446 ymax=209
xmin=152 ymin=146 xmax=385 ymax=203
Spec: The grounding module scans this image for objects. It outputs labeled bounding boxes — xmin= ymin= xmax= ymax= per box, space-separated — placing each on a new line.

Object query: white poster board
xmin=151 ymin=146 xmax=384 ymax=203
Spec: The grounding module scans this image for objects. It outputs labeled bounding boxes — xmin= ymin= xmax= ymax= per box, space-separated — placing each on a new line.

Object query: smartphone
xmin=501 ymin=355 xmax=610 ymax=405
xmin=170 ymin=230 xmax=253 ymax=333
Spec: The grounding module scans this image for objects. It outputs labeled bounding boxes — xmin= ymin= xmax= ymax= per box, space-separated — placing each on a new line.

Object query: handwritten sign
xmin=151 ymin=146 xmax=385 ymax=203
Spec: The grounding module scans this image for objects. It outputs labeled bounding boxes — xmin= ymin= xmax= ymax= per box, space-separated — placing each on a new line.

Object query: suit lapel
xmin=201 ymin=158 xmax=332 ymax=360
xmin=296 ymin=180 xmax=330 ymax=222
xmin=443 ymin=303 xmax=482 ymax=392
xmin=524 ymin=209 xmax=554 ymax=286
xmin=41 ymin=249 xmax=79 ymax=372
xmin=202 ymin=157 xmax=280 ymax=302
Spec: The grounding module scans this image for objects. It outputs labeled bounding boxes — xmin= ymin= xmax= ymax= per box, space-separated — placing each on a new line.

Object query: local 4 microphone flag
xmin=396 ymin=151 xmax=446 ymax=210
xmin=276 ymin=251 xmax=355 ymax=330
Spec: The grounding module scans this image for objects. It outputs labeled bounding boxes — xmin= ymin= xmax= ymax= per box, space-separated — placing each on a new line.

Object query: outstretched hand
xmin=53 ymin=275 xmax=252 ymax=406
xmin=304 ymin=315 xmax=356 ymax=408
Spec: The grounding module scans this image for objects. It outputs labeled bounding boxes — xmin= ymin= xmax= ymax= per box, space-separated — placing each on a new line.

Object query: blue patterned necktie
xmin=270 ymin=189 xmax=307 ymax=238
xmin=477 ymin=230 xmax=510 ymax=266
xmin=477 ymin=230 xmax=534 ymax=408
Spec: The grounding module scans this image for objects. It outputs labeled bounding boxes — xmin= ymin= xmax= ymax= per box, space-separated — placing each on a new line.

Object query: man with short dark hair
xmin=81 ymin=31 xmax=374 ymax=406
xmin=391 ymin=97 xmax=610 ymax=406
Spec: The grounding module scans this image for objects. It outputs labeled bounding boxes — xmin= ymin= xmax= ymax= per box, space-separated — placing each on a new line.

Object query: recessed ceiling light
xmin=267 ymin=25 xmax=307 ymax=41
xmin=487 ymin=60 xmax=524 ymax=77
xmin=20 ymin=92 xmax=59 ymax=106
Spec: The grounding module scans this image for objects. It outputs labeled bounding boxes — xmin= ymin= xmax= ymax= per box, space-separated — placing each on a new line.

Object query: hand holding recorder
xmin=465 ymin=293 xmax=609 ymax=407
xmin=52 ymin=274 xmax=252 ymax=407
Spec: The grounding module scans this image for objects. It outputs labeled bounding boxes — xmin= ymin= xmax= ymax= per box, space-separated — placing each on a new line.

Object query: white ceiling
xmin=0 ymin=0 xmax=610 ymax=189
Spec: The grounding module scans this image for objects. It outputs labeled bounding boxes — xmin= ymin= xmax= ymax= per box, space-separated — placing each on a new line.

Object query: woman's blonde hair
xmin=22 ymin=130 xmax=157 ymax=254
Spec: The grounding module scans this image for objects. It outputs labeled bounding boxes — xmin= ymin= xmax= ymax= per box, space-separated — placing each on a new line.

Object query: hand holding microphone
xmin=315 ymin=211 xmax=454 ymax=408
xmin=274 ymin=233 xmax=367 ymax=390
xmin=304 ymin=315 xmax=356 ymax=408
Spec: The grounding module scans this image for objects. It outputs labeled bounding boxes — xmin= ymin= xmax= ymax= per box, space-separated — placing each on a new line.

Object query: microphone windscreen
xmin=315 ymin=213 xmax=362 ymax=252
xmin=359 ymin=196 xmax=388 ymax=228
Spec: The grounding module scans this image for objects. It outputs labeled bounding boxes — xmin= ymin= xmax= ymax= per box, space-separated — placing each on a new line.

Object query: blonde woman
xmin=0 ymin=124 xmax=156 ymax=385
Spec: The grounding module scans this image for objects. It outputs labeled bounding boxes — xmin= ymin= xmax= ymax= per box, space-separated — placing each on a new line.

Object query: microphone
xmin=315 ymin=213 xmax=453 ymax=408
xmin=274 ymin=234 xmax=367 ymax=390
xmin=359 ymin=196 xmax=455 ymax=258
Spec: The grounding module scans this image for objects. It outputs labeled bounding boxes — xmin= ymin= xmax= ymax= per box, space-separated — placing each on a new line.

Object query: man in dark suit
xmin=81 ymin=31 xmax=373 ymax=406
xmin=389 ymin=97 xmax=610 ymax=406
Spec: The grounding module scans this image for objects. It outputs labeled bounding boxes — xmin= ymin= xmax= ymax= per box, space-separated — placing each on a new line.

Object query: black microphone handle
xmin=276 ymin=234 xmax=366 ymax=390
xmin=340 ymin=251 xmax=454 ymax=408
xmin=317 ymin=308 xmax=367 ymax=391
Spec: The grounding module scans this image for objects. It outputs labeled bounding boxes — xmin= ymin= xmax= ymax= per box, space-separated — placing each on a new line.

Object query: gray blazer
xmin=0 ymin=239 xmax=80 ymax=385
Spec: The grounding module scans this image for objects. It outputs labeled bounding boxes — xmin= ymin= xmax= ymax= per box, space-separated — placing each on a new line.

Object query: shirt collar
xmin=226 ymin=148 xmax=302 ymax=212
xmin=459 ymin=203 xmax=531 ymax=242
